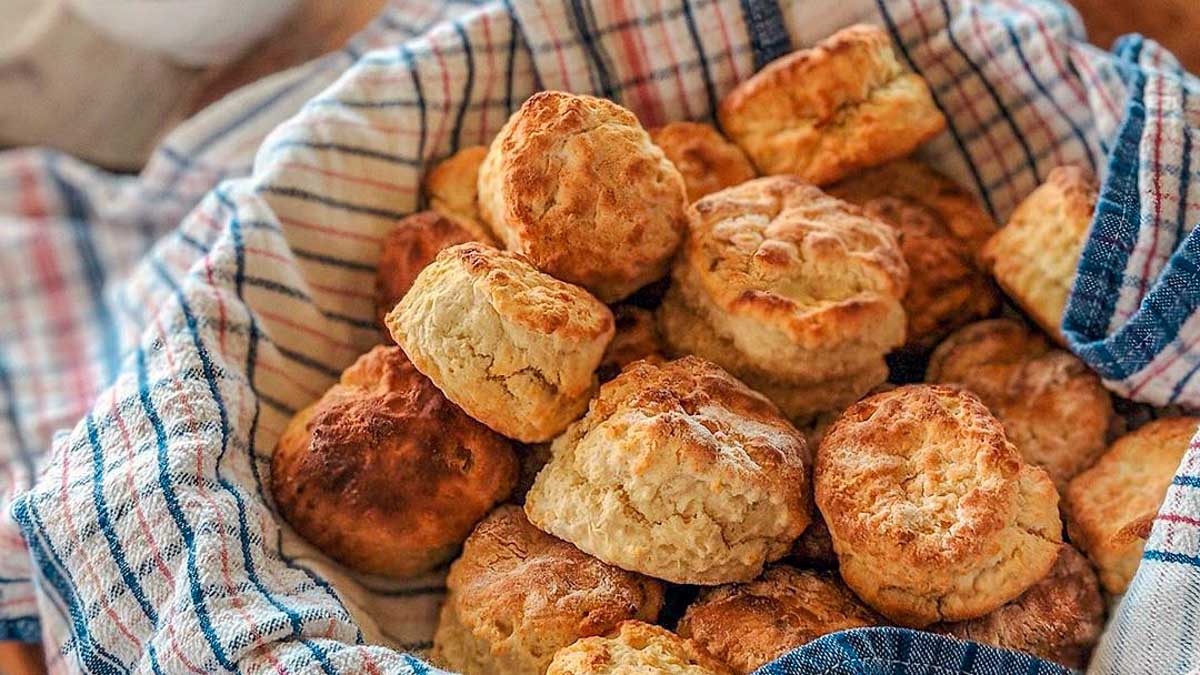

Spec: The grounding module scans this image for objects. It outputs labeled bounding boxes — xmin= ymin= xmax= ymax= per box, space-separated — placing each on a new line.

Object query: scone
xmin=547 ymin=622 xmax=731 ymax=675
xmin=479 ymin=91 xmax=687 ymax=302
xmin=789 ymin=508 xmax=838 ymax=570
xmin=828 ymin=159 xmax=999 ymax=352
xmin=387 ymin=243 xmax=615 ymax=442
xmin=1064 ymin=416 xmax=1199 ymax=594
xmin=270 ymin=346 xmax=518 ymax=578
xmin=525 ymin=357 xmax=811 ymax=585
xmin=981 ymin=166 xmax=1098 ymax=345
xmin=649 ymin=122 xmax=757 ymax=202
xmin=677 ymin=566 xmax=879 ymax=673
xmin=598 ymin=306 xmax=665 ymax=381
xmin=815 ymin=385 xmax=1062 ymax=627
xmin=926 ymin=319 xmax=1113 ymax=489
xmin=375 ymin=211 xmax=479 ymax=327
xmin=718 ymin=25 xmax=945 ymax=185
xmin=433 ymin=506 xmax=664 ymax=675
xmin=423 ymin=145 xmax=494 ymax=242
xmin=657 ymin=176 xmax=908 ymax=422
xmin=933 ymin=545 xmax=1104 ymax=670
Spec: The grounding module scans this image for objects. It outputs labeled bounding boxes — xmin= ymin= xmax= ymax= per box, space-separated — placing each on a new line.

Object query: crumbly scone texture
xmin=547 ymin=621 xmax=732 ymax=675
xmin=525 ymin=357 xmax=811 ymax=585
xmin=933 ymin=545 xmax=1104 ymax=670
xmin=677 ymin=566 xmax=879 ymax=673
xmin=718 ymin=24 xmax=945 ymax=184
xmin=387 ymin=242 xmax=614 ymax=442
xmin=423 ymin=145 xmax=495 ymax=242
xmin=649 ymin=122 xmax=757 ymax=202
xmin=1065 ymin=415 xmax=1199 ymax=594
xmin=598 ymin=306 xmax=665 ymax=382
xmin=270 ymin=346 xmax=518 ymax=579
xmin=374 ymin=211 xmax=479 ymax=328
xmin=815 ymin=384 xmax=1062 ymax=627
xmin=478 ymin=90 xmax=687 ymax=302
xmin=927 ymin=319 xmax=1113 ymax=490
xmin=828 ymin=159 xmax=999 ymax=352
xmin=434 ymin=506 xmax=664 ymax=675
xmin=981 ymin=165 xmax=1098 ymax=345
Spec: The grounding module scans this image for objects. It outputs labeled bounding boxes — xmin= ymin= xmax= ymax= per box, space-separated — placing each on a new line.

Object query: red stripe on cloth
xmin=478 ymin=12 xmax=498 ymax=145
xmin=651 ymin=0 xmax=694 ymax=120
xmin=256 ymin=309 xmax=361 ymax=353
xmin=277 ymin=161 xmax=415 ymax=194
xmin=1129 ymin=321 xmax=1200 ymax=396
xmin=611 ymin=0 xmax=665 ymax=126
xmin=1134 ymin=60 xmax=1169 ymax=310
xmin=710 ymin=0 xmax=743 ymax=83
xmin=258 ymin=360 xmax=326 ymax=399
xmin=998 ymin=0 xmax=1091 ymax=111
xmin=427 ymin=40 xmax=454 ymax=159
xmin=205 ymin=256 xmax=230 ymax=359
xmin=533 ymin=0 xmax=575 ymax=91
xmin=1069 ymin=45 xmax=1121 ymax=122
xmin=276 ymin=215 xmax=385 ymax=245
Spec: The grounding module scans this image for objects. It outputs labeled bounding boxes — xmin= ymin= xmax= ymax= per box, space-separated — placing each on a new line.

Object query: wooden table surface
xmin=1 ymin=1 xmax=1196 ymax=672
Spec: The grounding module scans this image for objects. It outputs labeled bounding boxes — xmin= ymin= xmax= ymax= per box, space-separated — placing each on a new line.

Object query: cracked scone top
xmin=718 ymin=24 xmax=945 ymax=185
xmin=478 ymin=91 xmax=687 ymax=302
xmin=524 ymin=357 xmax=811 ymax=585
xmin=814 ymin=384 xmax=1062 ymax=627
xmin=547 ymin=621 xmax=732 ymax=675
xmin=387 ymin=242 xmax=614 ymax=442
xmin=434 ymin=506 xmax=664 ymax=675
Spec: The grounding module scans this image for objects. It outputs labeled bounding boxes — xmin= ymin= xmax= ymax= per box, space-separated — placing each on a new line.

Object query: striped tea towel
xmin=1 ymin=0 xmax=1198 ymax=673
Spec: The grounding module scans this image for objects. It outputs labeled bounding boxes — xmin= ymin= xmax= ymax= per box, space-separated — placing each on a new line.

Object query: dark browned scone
xmin=374 ymin=211 xmax=479 ymax=328
xmin=649 ymin=121 xmax=757 ymax=202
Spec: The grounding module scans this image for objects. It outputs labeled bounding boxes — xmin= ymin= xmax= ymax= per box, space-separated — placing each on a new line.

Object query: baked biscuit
xmin=926 ymin=319 xmax=1113 ymax=489
xmin=375 ymin=211 xmax=479 ymax=328
xmin=423 ymin=145 xmax=494 ymax=242
xmin=933 ymin=545 xmax=1104 ymax=670
xmin=433 ymin=506 xmax=664 ymax=675
xmin=657 ymin=176 xmax=908 ymax=421
xmin=271 ymin=346 xmax=518 ymax=578
xmin=547 ymin=622 xmax=731 ymax=675
xmin=598 ymin=306 xmax=665 ymax=381
xmin=677 ymin=566 xmax=878 ymax=673
xmin=649 ymin=122 xmax=757 ymax=202
xmin=789 ymin=509 xmax=838 ymax=570
xmin=1065 ymin=416 xmax=1199 ymax=594
xmin=387 ymin=243 xmax=615 ymax=442
xmin=525 ymin=357 xmax=811 ymax=585
xmin=479 ymin=91 xmax=687 ymax=302
xmin=815 ymin=385 xmax=1062 ymax=627
xmin=718 ymin=25 xmax=945 ymax=185
xmin=981 ymin=166 xmax=1098 ymax=345
xmin=828 ymin=159 xmax=999 ymax=352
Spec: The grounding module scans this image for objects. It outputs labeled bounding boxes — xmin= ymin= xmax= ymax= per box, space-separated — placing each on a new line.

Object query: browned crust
xmin=649 ymin=122 xmax=757 ymax=202
xmin=375 ymin=211 xmax=477 ymax=328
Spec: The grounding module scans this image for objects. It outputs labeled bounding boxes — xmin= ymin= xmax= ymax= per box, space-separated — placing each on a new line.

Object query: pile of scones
xmin=269 ymin=24 xmax=1198 ymax=674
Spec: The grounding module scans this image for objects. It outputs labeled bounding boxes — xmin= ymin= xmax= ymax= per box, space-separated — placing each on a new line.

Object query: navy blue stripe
xmin=0 ymin=617 xmax=40 ymax=642
xmin=566 ymin=0 xmax=614 ymax=98
xmin=680 ymin=0 xmax=719 ymax=118
xmin=450 ymin=21 xmax=476 ymax=154
xmin=504 ymin=1 xmax=521 ymax=112
xmin=877 ymin=1 xmax=997 ymax=218
xmin=737 ymin=0 xmax=792 ymax=69
xmin=957 ymin=640 xmax=979 ymax=672
xmin=892 ymin=629 xmax=911 ymax=675
xmin=257 ymin=184 xmax=408 ymax=219
xmin=291 ymin=247 xmax=375 ymax=273
xmin=1176 ymin=82 xmax=1193 ymax=243
xmin=265 ymin=140 xmax=417 ymax=166
xmin=403 ymin=43 xmax=429 ymax=166
xmin=1173 ymin=474 xmax=1200 ymax=489
xmin=0 ymin=355 xmax=36 ymax=486
xmin=1145 ymin=548 xmax=1200 ymax=567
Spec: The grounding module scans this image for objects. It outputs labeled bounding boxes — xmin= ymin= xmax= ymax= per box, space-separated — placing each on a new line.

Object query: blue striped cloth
xmin=1 ymin=0 xmax=1197 ymax=673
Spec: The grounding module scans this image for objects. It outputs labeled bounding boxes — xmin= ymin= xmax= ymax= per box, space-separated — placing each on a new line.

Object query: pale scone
xmin=525 ymin=357 xmax=811 ymax=585
xmin=981 ymin=166 xmax=1098 ymax=345
xmin=547 ymin=622 xmax=732 ymax=675
xmin=718 ymin=25 xmax=945 ymax=185
xmin=649 ymin=122 xmax=757 ymax=202
xmin=387 ymin=243 xmax=614 ymax=442
xmin=828 ymin=159 xmax=1000 ymax=352
xmin=270 ymin=346 xmax=518 ymax=578
xmin=375 ymin=211 xmax=479 ymax=327
xmin=933 ymin=545 xmax=1104 ymax=670
xmin=423 ymin=145 xmax=494 ymax=242
xmin=815 ymin=385 xmax=1062 ymax=627
xmin=677 ymin=566 xmax=879 ymax=673
xmin=1065 ymin=416 xmax=1199 ymax=594
xmin=479 ymin=91 xmax=687 ymax=302
xmin=656 ymin=176 xmax=908 ymax=422
xmin=926 ymin=319 xmax=1113 ymax=490
xmin=598 ymin=306 xmax=665 ymax=381
xmin=434 ymin=506 xmax=665 ymax=675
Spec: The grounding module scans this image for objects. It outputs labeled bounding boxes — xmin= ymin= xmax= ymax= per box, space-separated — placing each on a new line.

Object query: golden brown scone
xmin=657 ymin=176 xmax=908 ymax=422
xmin=718 ymin=25 xmax=945 ymax=185
xmin=677 ymin=566 xmax=879 ymax=673
xmin=525 ymin=357 xmax=811 ymax=585
xmin=548 ymin=622 xmax=732 ymax=675
xmin=375 ymin=211 xmax=479 ymax=328
xmin=433 ymin=506 xmax=665 ymax=675
xmin=926 ymin=319 xmax=1113 ymax=490
xmin=933 ymin=545 xmax=1104 ymax=670
xmin=1064 ymin=416 xmax=1198 ymax=594
xmin=828 ymin=159 xmax=1000 ymax=352
xmin=270 ymin=346 xmax=518 ymax=578
xmin=423 ymin=145 xmax=495 ymax=242
xmin=815 ymin=385 xmax=1062 ymax=627
xmin=387 ymin=243 xmax=615 ymax=442
xmin=479 ymin=91 xmax=687 ymax=302
xmin=981 ymin=166 xmax=1098 ymax=345
xmin=598 ymin=306 xmax=665 ymax=381
xmin=649 ymin=122 xmax=757 ymax=202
